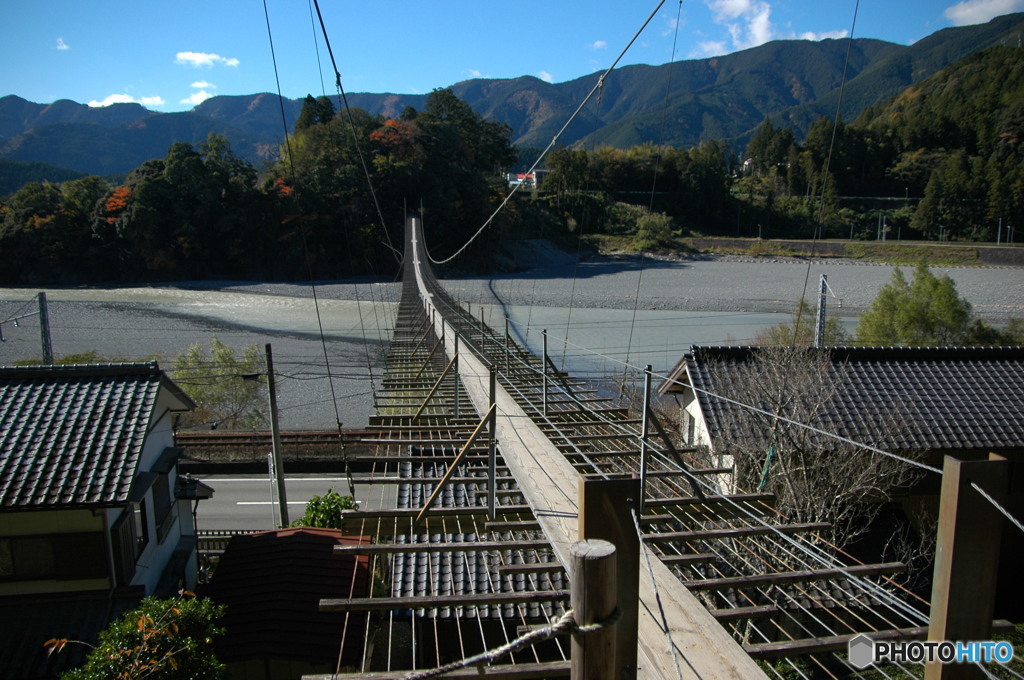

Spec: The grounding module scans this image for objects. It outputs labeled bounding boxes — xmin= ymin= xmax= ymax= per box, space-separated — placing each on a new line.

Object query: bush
xmin=633 ymin=212 xmax=675 ymax=251
xmin=292 ymin=488 xmax=357 ymax=529
xmin=50 ymin=592 xmax=225 ymax=680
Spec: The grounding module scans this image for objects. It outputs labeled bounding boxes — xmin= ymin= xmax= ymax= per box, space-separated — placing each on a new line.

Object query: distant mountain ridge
xmin=2 ymin=12 xmax=1023 ymax=179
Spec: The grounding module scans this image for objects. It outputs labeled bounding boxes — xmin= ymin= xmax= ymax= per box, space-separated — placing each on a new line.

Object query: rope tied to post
xmin=402 ymin=606 xmax=622 ymax=680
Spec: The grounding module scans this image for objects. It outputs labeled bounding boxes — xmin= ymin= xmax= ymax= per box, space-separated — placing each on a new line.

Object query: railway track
xmin=175 ymin=428 xmax=447 ymax=449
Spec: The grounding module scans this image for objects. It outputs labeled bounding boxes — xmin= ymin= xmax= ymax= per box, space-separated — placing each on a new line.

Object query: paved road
xmin=193 ymin=473 xmax=397 ymax=531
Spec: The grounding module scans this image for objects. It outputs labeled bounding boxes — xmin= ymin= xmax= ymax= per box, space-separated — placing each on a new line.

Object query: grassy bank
xmin=583 ymin=234 xmax=1022 ymax=267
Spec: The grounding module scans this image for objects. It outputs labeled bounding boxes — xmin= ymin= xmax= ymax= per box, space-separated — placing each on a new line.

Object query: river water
xmin=2 ymin=254 xmax=1021 ymax=429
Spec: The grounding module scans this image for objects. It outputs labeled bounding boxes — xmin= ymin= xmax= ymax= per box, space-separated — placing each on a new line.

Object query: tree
xmin=855 ymin=264 xmax=973 ymax=346
xmin=632 ymin=212 xmax=674 ymax=251
xmin=706 ymin=346 xmax=923 ymax=549
xmin=170 ymin=336 xmax=267 ymax=430
xmin=755 ymin=298 xmax=847 ymax=346
xmin=292 ymin=488 xmax=357 ymax=529
xmin=49 ymin=591 xmax=225 ymax=680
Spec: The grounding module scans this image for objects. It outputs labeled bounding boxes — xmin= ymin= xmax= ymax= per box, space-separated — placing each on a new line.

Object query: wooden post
xmin=542 ymin=330 xmax=549 ymax=417
xmin=639 ymin=366 xmax=652 ymax=516
xmin=453 ymin=333 xmax=460 ymax=419
xmin=925 ymin=454 xmax=1010 ymax=680
xmin=571 ymin=539 xmax=618 ymax=680
xmin=580 ymin=477 xmax=640 ymax=680
xmin=38 ymin=292 xmax=53 ymax=365
xmin=488 ymin=365 xmax=497 ymax=521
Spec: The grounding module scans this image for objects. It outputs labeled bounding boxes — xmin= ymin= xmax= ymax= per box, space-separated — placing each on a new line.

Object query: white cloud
xmin=705 ymin=0 xmax=851 ymax=52
xmin=591 ymin=40 xmax=608 ymax=50
xmin=175 ymin=51 xmax=239 ymax=68
xmin=798 ymin=29 xmax=849 ymax=41
xmin=662 ymin=17 xmax=683 ymax=38
xmin=467 ymin=69 xmax=484 ymax=78
xmin=538 ymin=70 xmax=554 ymax=83
xmin=180 ymin=90 xmax=215 ymax=106
xmin=55 ymin=37 xmax=70 ymax=51
xmin=690 ymin=40 xmax=729 ymax=58
xmin=190 ymin=80 xmax=216 ymax=89
xmin=88 ymin=94 xmax=165 ymax=108
xmin=944 ymin=0 xmax=1024 ymax=25
xmin=706 ymin=0 xmax=775 ymax=49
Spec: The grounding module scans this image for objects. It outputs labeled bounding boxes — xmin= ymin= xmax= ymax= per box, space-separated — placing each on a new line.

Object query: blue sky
xmin=3 ymin=0 xmax=1022 ymax=112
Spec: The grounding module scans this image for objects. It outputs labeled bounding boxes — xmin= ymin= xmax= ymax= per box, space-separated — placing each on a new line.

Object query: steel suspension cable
xmin=426 ymin=0 xmax=668 ymax=266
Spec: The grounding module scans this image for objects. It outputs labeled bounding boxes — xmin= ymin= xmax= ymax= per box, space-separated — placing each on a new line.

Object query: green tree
xmin=632 ymin=211 xmax=674 ymax=251
xmin=171 ymin=336 xmax=267 ymax=430
xmin=855 ymin=264 xmax=973 ymax=345
xmin=292 ymin=488 xmax=356 ymax=529
xmin=51 ymin=592 xmax=225 ymax=680
xmin=756 ymin=298 xmax=847 ymax=346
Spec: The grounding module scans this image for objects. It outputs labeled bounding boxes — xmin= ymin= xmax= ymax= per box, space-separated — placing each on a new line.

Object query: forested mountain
xmin=2 ymin=13 xmax=1022 ymax=179
xmin=2 ymin=37 xmax=1023 ymax=286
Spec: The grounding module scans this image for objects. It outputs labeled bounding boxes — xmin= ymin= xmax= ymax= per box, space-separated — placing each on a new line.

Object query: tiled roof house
xmin=659 ymin=346 xmax=1024 ymax=462
xmin=0 ymin=362 xmax=201 ymax=679
xmin=659 ymin=345 xmax=1024 ymax=619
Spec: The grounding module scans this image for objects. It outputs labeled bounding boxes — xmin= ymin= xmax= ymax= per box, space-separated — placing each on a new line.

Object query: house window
xmin=0 ymin=534 xmax=104 ymax=582
xmin=152 ymin=473 xmax=177 ymax=543
xmin=0 ymin=537 xmax=54 ymax=579
xmin=681 ymin=410 xmax=696 ymax=445
xmin=132 ymin=501 xmax=149 ymax=557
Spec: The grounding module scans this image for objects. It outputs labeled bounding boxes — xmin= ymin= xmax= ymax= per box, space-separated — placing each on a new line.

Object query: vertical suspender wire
xmin=306 ymin=0 xmax=328 ymax=95
xmin=791 ymin=0 xmax=860 ymax=335
xmin=310 ymin=0 xmax=400 ymax=263
xmin=621 ymin=0 xmax=685 ymax=397
xmin=755 ymin=1 xmax=860 ymax=493
xmin=263 ymin=0 xmax=355 ymax=500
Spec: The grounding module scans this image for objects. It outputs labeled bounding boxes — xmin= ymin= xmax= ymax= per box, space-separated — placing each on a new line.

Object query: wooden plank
xmin=496 ymin=562 xmax=566 ymax=574
xmin=682 ymin=562 xmax=904 ymax=591
xmin=658 ymin=552 xmax=717 ymax=566
xmin=644 ymin=521 xmax=831 ymax=543
xmin=304 ymin=661 xmax=570 ymax=680
xmin=334 ymin=504 xmax=530 ymax=520
xmin=333 ymin=539 xmax=553 ymax=555
xmin=407 ymin=219 xmax=770 ymax=680
xmin=320 ymin=589 xmax=570 ymax=612
xmin=745 ymin=626 xmax=930 ymax=659
xmin=486 ymin=520 xmax=541 ymax=530
xmin=645 ymin=492 xmax=775 ymax=509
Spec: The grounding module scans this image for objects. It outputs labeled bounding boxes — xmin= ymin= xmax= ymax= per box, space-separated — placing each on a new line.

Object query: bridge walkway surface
xmin=305 ymin=217 xmax=929 ymax=680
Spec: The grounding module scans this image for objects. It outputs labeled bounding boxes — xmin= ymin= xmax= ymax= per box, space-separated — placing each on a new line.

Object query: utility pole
xmin=265 ymin=343 xmax=289 ymax=526
xmin=814 ymin=275 xmax=828 ymax=348
xmin=38 ymin=292 xmax=53 ymax=364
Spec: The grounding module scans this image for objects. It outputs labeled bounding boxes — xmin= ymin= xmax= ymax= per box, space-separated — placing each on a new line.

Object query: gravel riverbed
xmin=2 ymin=253 xmax=1021 ymax=429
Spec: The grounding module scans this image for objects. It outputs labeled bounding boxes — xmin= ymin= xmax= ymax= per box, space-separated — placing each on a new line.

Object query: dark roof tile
xmin=0 ymin=362 xmax=184 ymax=509
xmin=679 ymin=346 xmax=1024 ymax=453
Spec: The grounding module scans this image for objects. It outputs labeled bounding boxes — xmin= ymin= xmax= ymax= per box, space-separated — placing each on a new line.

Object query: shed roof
xmin=661 ymin=346 xmax=1024 ymax=452
xmin=203 ymin=527 xmax=371 ymax=666
xmin=0 ymin=362 xmax=193 ymax=509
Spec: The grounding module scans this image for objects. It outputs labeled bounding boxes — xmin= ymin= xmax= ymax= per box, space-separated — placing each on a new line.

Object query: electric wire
xmin=425 ymin=0 xmax=668 ymax=266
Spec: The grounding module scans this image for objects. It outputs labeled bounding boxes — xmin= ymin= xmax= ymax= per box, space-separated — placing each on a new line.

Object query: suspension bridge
xmin=297 ymin=216 xmax=941 ymax=680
